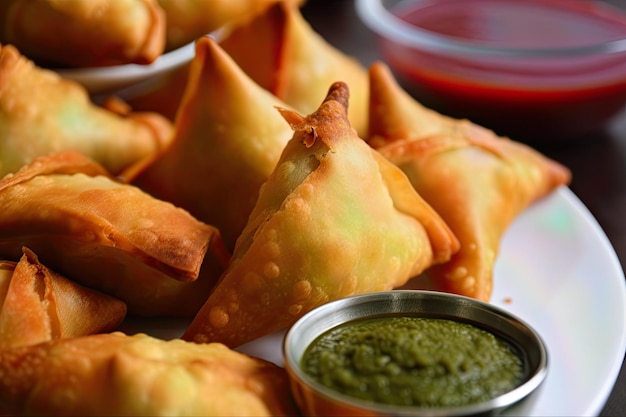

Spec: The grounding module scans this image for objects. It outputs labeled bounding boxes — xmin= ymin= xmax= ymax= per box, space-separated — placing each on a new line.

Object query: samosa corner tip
xmin=276 ymin=81 xmax=354 ymax=149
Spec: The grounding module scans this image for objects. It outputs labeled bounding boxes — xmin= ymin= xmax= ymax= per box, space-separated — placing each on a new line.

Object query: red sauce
xmin=381 ymin=0 xmax=626 ymax=141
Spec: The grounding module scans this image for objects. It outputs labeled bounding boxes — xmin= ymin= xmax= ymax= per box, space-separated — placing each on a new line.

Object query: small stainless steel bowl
xmin=283 ymin=290 xmax=548 ymax=416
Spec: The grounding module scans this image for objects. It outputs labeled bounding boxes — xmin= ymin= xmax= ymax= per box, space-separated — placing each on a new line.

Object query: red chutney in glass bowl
xmin=356 ymin=0 xmax=626 ymax=142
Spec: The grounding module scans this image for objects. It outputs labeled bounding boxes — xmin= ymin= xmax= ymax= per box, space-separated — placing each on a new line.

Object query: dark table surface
xmin=300 ymin=1 xmax=626 ymax=415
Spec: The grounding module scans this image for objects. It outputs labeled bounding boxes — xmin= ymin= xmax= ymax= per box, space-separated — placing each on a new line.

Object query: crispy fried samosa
xmin=0 ymin=0 xmax=166 ymax=68
xmin=0 ymin=332 xmax=298 ymax=416
xmin=0 ymin=247 xmax=127 ymax=350
xmin=0 ymin=43 xmax=173 ymax=179
xmin=367 ymin=62 xmax=572 ymax=301
xmin=183 ymin=82 xmax=459 ymax=347
xmin=0 ymin=152 xmax=229 ymax=317
xmin=220 ymin=1 xmax=369 ymax=137
xmin=133 ymin=36 xmax=296 ymax=250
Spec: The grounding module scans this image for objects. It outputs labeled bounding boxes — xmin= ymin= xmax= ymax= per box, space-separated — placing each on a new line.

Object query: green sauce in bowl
xmin=302 ymin=316 xmax=524 ymax=408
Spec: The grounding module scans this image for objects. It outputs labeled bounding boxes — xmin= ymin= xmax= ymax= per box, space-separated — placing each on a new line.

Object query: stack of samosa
xmin=0 ymin=152 xmax=229 ymax=317
xmin=0 ymin=3 xmax=574 ymax=414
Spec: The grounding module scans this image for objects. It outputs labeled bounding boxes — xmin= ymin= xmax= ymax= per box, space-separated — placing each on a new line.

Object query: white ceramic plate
xmin=490 ymin=186 xmax=626 ymax=416
xmin=55 ymin=40 xmax=196 ymax=95
xmin=121 ymin=186 xmax=626 ymax=416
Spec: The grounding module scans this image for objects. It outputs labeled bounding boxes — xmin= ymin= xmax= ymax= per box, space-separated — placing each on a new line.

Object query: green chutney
xmin=301 ymin=316 xmax=524 ymax=408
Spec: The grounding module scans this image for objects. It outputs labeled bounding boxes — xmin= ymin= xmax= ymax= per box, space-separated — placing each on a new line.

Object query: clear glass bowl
xmin=356 ymin=0 xmax=626 ymax=141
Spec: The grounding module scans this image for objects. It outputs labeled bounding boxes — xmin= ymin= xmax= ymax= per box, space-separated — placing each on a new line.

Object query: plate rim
xmin=556 ymin=186 xmax=626 ymax=416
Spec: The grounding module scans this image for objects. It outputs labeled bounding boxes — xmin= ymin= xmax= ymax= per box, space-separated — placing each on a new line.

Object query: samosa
xmin=0 ymin=152 xmax=229 ymax=317
xmin=0 ymin=43 xmax=173 ymax=179
xmin=0 ymin=332 xmax=298 ymax=416
xmin=366 ymin=62 xmax=572 ymax=301
xmin=0 ymin=0 xmax=165 ymax=68
xmin=133 ymin=36 xmax=297 ymax=250
xmin=183 ymin=82 xmax=459 ymax=347
xmin=0 ymin=247 xmax=127 ymax=350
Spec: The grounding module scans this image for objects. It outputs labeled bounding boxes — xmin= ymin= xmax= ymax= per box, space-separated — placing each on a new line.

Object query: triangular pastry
xmin=220 ymin=1 xmax=370 ymax=137
xmin=0 ymin=332 xmax=298 ymax=416
xmin=0 ymin=152 xmax=229 ymax=317
xmin=0 ymin=247 xmax=127 ymax=350
xmin=183 ymin=82 xmax=459 ymax=347
xmin=366 ymin=62 xmax=572 ymax=301
xmin=133 ymin=36 xmax=297 ymax=250
xmin=0 ymin=43 xmax=173 ymax=180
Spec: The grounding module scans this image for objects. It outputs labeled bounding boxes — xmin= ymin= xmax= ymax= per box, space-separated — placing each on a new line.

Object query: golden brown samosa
xmin=0 ymin=43 xmax=173 ymax=180
xmin=0 ymin=0 xmax=166 ymax=68
xmin=0 ymin=247 xmax=127 ymax=350
xmin=367 ymin=62 xmax=572 ymax=301
xmin=0 ymin=152 xmax=229 ymax=317
xmin=133 ymin=36 xmax=297 ymax=250
xmin=220 ymin=1 xmax=369 ymax=137
xmin=183 ymin=82 xmax=459 ymax=348
xmin=0 ymin=332 xmax=298 ymax=416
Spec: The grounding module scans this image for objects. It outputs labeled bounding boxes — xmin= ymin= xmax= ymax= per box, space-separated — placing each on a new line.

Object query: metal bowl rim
xmin=283 ymin=289 xmax=549 ymax=416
